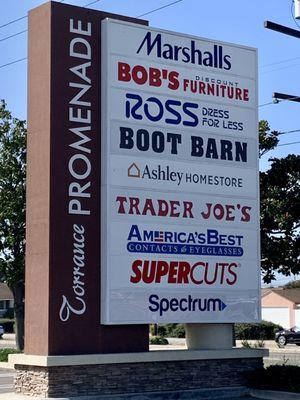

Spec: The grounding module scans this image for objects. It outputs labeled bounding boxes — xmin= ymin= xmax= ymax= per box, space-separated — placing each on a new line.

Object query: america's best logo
xmin=127 ymin=225 xmax=244 ymax=257
xmin=130 ymin=259 xmax=238 ymax=286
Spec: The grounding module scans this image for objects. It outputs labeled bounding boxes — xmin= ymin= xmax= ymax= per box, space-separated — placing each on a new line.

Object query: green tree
xmin=259 ymin=121 xmax=300 ymax=283
xmin=283 ymin=280 xmax=300 ymax=289
xmin=0 ymin=101 xmax=26 ymax=350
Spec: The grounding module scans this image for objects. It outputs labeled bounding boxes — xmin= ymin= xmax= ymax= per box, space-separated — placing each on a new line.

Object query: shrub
xmin=150 ymin=324 xmax=186 ymax=338
xmin=149 ymin=336 xmax=169 ymax=345
xmin=247 ymin=365 xmax=300 ymax=393
xmin=0 ymin=348 xmax=21 ymax=362
xmin=149 ymin=325 xmax=167 ymax=337
xmin=241 ymin=339 xmax=265 ymax=348
xmin=3 ymin=308 xmax=14 ymax=319
xmin=164 ymin=323 xmax=186 ymax=338
xmin=235 ymin=320 xmax=282 ymax=340
xmin=0 ymin=319 xmax=14 ymax=333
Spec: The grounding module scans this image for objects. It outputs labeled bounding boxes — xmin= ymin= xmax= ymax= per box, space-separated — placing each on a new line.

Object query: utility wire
xmin=259 ymin=95 xmax=300 ymax=108
xmin=278 ymin=140 xmax=300 ymax=146
xmin=259 ymin=101 xmax=277 ymax=108
xmin=0 ymin=29 xmax=27 ymax=43
xmin=0 ymin=0 xmax=182 ymax=69
xmin=136 ymin=0 xmax=183 ymax=18
xmin=260 ymin=55 xmax=300 ymax=68
xmin=84 ymin=0 xmax=101 ymax=7
xmin=0 ymin=57 xmax=27 ymax=69
xmin=0 ymin=15 xmax=27 ymax=30
xmin=261 ymin=62 xmax=300 ymax=74
xmin=0 ymin=0 xmax=99 ymax=45
xmin=278 ymin=128 xmax=300 ymax=135
xmin=0 ymin=0 xmax=66 ymax=33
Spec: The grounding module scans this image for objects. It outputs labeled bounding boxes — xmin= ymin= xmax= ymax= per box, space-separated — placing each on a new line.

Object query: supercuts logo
xmin=130 ymin=259 xmax=238 ymax=286
xmin=137 ymin=32 xmax=232 ymax=71
xmin=127 ymin=225 xmax=244 ymax=257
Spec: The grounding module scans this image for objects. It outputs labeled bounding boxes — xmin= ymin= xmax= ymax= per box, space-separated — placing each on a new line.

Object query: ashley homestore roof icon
xmin=128 ymin=162 xmax=141 ymax=178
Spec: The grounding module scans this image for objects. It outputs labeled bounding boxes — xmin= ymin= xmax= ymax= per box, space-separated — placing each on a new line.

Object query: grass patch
xmin=0 ymin=348 xmax=21 ymax=362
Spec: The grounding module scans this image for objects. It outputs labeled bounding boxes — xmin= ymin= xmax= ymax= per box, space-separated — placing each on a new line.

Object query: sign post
xmin=7 ymin=3 xmax=266 ymax=399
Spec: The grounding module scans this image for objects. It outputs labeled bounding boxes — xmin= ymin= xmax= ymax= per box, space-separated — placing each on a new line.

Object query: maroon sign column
xmin=25 ymin=0 xmax=149 ymax=355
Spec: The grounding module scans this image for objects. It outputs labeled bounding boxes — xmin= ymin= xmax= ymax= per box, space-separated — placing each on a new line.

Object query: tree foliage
xmin=283 ymin=279 xmax=300 ymax=289
xmin=0 ymin=101 xmax=26 ymax=350
xmin=259 ymin=121 xmax=300 ymax=283
xmin=259 ymin=119 xmax=279 ymax=157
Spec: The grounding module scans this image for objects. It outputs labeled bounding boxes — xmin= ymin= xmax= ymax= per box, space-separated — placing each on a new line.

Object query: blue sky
xmin=0 ymin=0 xmax=299 ymax=286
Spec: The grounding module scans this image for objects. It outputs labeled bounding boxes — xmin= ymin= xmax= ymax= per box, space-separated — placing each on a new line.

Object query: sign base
xmin=9 ymin=349 xmax=266 ymax=398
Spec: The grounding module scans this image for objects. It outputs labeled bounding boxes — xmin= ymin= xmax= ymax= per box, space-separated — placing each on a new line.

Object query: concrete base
xmin=9 ymin=349 xmax=267 ymax=398
xmin=185 ymin=323 xmax=233 ymax=350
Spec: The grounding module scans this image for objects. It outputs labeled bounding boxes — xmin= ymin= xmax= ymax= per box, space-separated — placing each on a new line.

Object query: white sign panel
xmin=101 ymin=19 xmax=260 ymax=324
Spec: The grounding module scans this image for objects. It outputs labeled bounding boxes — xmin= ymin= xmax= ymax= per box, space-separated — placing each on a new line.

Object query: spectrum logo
xmin=127 ymin=224 xmax=244 ymax=257
xmin=149 ymin=294 xmax=227 ymax=316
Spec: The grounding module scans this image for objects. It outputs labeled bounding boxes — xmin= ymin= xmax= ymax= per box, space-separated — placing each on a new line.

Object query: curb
xmin=0 ymin=362 xmax=15 ymax=370
xmin=0 ymin=387 xmax=249 ymax=399
xmin=250 ymin=389 xmax=300 ymax=399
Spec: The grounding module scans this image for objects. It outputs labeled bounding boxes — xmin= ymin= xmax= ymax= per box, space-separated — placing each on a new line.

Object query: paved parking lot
xmin=0 ymin=369 xmax=14 ymax=394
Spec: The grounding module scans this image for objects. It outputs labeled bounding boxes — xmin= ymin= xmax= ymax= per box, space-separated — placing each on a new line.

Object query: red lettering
xmin=168 ymin=71 xmax=180 ymax=90
xmin=157 ymin=199 xmax=169 ymax=216
xmin=132 ymin=65 xmax=148 ymax=85
xmin=183 ymin=201 xmax=194 ymax=218
xmin=155 ymin=261 xmax=169 ymax=283
xmin=225 ymin=205 xmax=235 ymax=221
xmin=170 ymin=200 xmax=180 ymax=217
xmin=227 ymin=263 xmax=238 ymax=285
xmin=129 ymin=197 xmax=140 ymax=215
xmin=177 ymin=262 xmax=191 ymax=283
xmin=118 ymin=62 xmax=131 ymax=82
xmin=130 ymin=260 xmax=142 ymax=283
xmin=143 ymin=199 xmax=155 ymax=216
xmin=116 ymin=196 xmax=127 ymax=214
xmin=213 ymin=204 xmax=225 ymax=220
xmin=130 ymin=260 xmax=238 ymax=285
xmin=168 ymin=261 xmax=178 ymax=283
xmin=241 ymin=206 xmax=251 ymax=222
xmin=149 ymin=67 xmax=162 ymax=87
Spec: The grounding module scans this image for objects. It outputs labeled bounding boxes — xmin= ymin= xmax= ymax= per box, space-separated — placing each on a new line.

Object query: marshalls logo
xmin=136 ymin=32 xmax=232 ymax=70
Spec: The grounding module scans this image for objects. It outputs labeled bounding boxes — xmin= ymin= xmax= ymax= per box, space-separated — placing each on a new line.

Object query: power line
xmin=260 ymin=62 xmax=300 ymax=74
xmin=0 ymin=0 xmax=183 ymax=70
xmin=259 ymin=95 xmax=300 ymax=108
xmin=0 ymin=29 xmax=27 ymax=43
xmin=0 ymin=0 xmax=66 ymax=33
xmin=84 ymin=0 xmax=101 ymax=7
xmin=0 ymin=15 xmax=27 ymax=30
xmin=136 ymin=0 xmax=183 ymax=18
xmin=260 ymin=55 xmax=300 ymax=68
xmin=0 ymin=57 xmax=27 ymax=69
xmin=278 ymin=140 xmax=300 ymax=146
xmin=278 ymin=128 xmax=300 ymax=135
xmin=259 ymin=101 xmax=277 ymax=108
